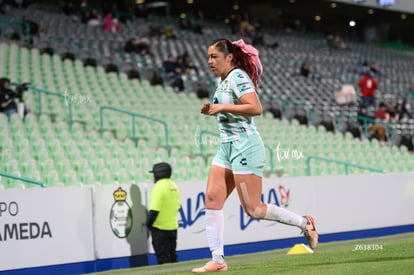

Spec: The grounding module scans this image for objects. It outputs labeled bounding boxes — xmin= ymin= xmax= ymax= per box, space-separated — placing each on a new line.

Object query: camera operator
xmin=0 ymin=77 xmax=29 ymax=118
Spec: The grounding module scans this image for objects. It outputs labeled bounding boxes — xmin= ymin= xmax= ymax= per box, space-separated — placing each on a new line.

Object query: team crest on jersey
xmin=221 ymin=80 xmax=229 ymax=91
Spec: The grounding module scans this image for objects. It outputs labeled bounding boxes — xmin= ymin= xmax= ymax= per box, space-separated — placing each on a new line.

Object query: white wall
xmin=1 ymin=172 xmax=413 ymax=272
xmin=175 ymin=173 xmax=414 ymax=250
xmin=0 ymin=186 xmax=95 ymax=271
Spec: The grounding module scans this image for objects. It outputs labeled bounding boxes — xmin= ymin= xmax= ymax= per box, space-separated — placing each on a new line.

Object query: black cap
xmin=148 ymin=162 xmax=172 ymax=180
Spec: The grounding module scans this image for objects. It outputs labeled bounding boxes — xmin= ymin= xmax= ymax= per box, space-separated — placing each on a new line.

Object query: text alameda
xmin=0 ymin=222 xmax=52 ymax=241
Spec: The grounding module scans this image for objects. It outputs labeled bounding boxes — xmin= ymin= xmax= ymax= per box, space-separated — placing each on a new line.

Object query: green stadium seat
xmin=62 ymin=170 xmax=78 ymax=186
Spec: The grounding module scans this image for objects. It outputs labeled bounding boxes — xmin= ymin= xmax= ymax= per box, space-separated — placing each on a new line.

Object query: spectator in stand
xmin=162 ymin=54 xmax=184 ymax=92
xmin=8 ymin=15 xmax=43 ymax=45
xmin=136 ymin=36 xmax=152 ymax=56
xmin=354 ymin=60 xmax=370 ymax=75
xmin=124 ymin=38 xmax=139 ymax=53
xmin=175 ymin=56 xmax=187 ymax=75
xmin=369 ymin=102 xmax=391 ymax=144
xmin=239 ymin=18 xmax=255 ymax=38
xmin=300 ymin=62 xmax=310 ymax=78
xmin=112 ymin=18 xmax=121 ymax=33
xmin=358 ymin=71 xmax=377 ymax=108
xmin=299 ymin=62 xmax=321 ymax=81
xmin=334 ymin=35 xmax=350 ymax=50
xmin=22 ymin=15 xmax=43 ymax=36
xmin=103 ymin=13 xmax=120 ymax=32
xmin=355 ymin=60 xmax=382 ymax=79
xmin=63 ymin=1 xmax=78 ymax=16
xmin=103 ymin=13 xmax=113 ymax=31
xmin=124 ymin=37 xmax=152 ymax=56
xmin=86 ymin=9 xmax=102 ymax=27
xmin=326 ymin=33 xmax=350 ymax=51
xmin=164 ymin=25 xmax=177 ymax=40
xmin=180 ymin=52 xmax=199 ymax=75
xmin=368 ymin=61 xmax=381 ymax=77
xmin=80 ymin=10 xmax=91 ymax=24
xmin=391 ymin=99 xmax=412 ymax=121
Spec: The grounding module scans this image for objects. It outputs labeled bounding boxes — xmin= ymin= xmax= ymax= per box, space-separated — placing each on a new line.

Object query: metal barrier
xmin=261 ymin=93 xmax=313 ymax=124
xmin=305 ymin=155 xmax=385 ymax=176
xmin=99 ymin=106 xmax=170 ymax=154
xmin=0 ymin=19 xmax=30 ymax=45
xmin=335 ymin=111 xmax=396 ymax=146
xmin=197 ymin=130 xmax=275 ymax=174
xmin=0 ymin=171 xmax=45 ymax=188
xmin=29 ymin=86 xmax=73 ymax=129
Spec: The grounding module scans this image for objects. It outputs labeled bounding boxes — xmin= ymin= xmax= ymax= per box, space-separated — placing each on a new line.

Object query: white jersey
xmin=212 ymin=68 xmax=260 ymax=142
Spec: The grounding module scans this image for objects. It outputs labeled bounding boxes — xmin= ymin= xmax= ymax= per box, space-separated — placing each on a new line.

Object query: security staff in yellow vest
xmin=147 ymin=162 xmax=181 ymax=264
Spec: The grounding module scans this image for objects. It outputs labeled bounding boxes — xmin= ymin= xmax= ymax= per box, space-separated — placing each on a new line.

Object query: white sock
xmin=264 ymin=204 xmax=307 ymax=229
xmin=206 ymin=209 xmax=225 ymax=263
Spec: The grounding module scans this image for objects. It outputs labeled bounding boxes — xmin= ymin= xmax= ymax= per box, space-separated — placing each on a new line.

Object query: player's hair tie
xmin=232 ymin=39 xmax=263 ymax=75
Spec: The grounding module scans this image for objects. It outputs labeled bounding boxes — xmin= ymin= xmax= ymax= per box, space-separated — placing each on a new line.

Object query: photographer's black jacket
xmin=0 ymin=78 xmax=17 ymax=112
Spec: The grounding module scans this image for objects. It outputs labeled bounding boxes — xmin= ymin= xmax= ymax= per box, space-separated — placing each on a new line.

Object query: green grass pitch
xmin=91 ymin=232 xmax=414 ymax=275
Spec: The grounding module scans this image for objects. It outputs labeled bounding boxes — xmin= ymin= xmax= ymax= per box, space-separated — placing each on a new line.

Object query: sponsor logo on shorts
xmin=240 ymin=158 xmax=247 ymax=166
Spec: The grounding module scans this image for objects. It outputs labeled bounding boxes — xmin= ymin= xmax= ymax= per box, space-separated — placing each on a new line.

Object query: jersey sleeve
xmin=231 ymin=70 xmax=255 ymax=99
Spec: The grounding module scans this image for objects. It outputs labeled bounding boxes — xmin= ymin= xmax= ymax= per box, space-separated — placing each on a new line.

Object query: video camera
xmin=14 ymin=82 xmax=30 ymax=102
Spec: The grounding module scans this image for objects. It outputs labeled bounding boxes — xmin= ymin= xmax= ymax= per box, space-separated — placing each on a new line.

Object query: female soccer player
xmin=192 ymin=38 xmax=318 ymax=273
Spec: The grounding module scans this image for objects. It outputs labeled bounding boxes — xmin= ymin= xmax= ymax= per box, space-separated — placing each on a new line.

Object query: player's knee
xmin=205 ymin=193 xmax=225 ymax=209
xmin=205 ymin=193 xmax=220 ymax=203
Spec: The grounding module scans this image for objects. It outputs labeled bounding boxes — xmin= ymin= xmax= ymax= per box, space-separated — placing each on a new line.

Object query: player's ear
xmin=226 ymin=53 xmax=233 ymax=64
